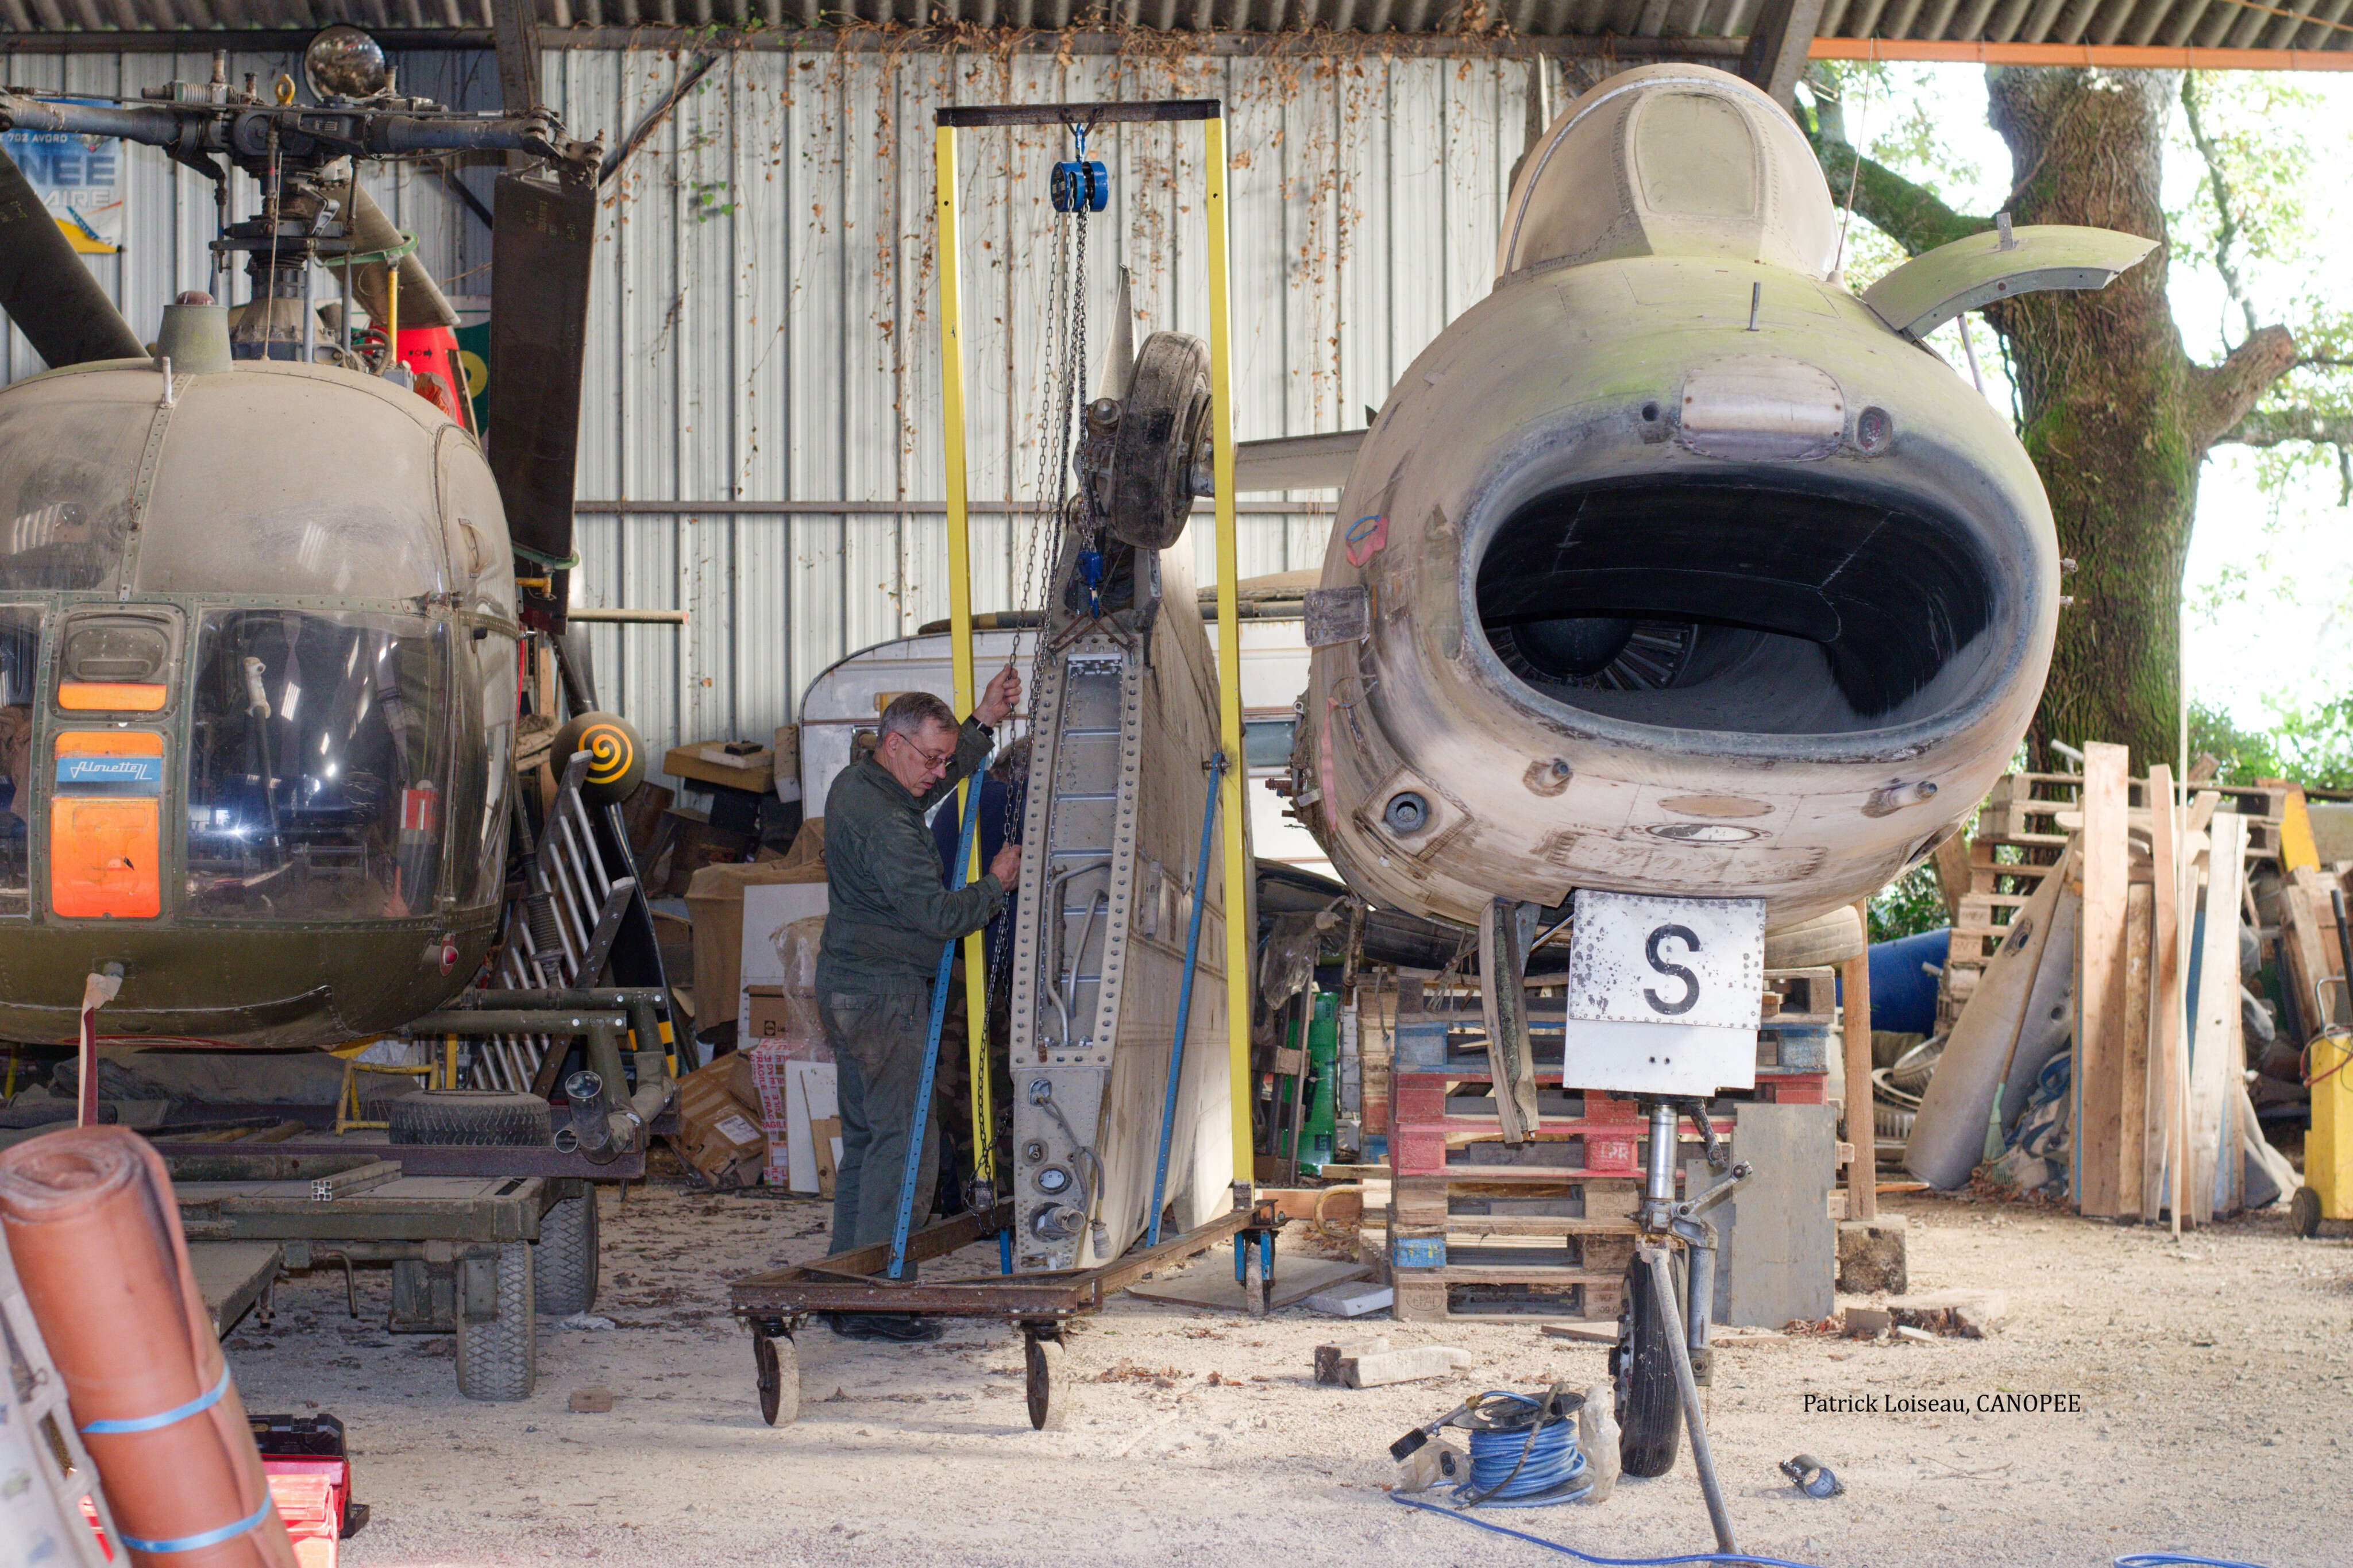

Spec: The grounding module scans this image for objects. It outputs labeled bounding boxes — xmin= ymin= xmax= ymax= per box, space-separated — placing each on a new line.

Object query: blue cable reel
xmin=1051 ymin=125 xmax=1109 ymax=213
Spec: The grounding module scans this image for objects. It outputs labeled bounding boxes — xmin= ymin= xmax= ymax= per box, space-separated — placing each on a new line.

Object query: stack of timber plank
xmin=2068 ymin=744 xmax=2290 ymax=1225
xmin=1383 ymin=978 xmax=1831 ymax=1323
xmin=1942 ymin=770 xmax=2290 ymax=1037
xmin=1940 ymin=773 xmax=2081 ymax=1034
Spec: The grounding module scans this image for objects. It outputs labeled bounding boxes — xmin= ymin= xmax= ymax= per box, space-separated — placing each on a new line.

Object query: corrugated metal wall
xmin=0 ymin=45 xmax=1530 ymax=762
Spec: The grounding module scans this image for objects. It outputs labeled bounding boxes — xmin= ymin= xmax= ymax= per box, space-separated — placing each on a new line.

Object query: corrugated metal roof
xmin=0 ymin=0 xmax=2346 ymax=58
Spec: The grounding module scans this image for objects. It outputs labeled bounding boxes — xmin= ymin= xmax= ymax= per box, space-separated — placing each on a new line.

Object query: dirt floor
xmin=222 ymin=1179 xmax=2353 ymax=1568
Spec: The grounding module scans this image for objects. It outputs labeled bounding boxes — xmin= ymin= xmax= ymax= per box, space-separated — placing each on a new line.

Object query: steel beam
xmin=1739 ymin=0 xmax=1829 ymax=109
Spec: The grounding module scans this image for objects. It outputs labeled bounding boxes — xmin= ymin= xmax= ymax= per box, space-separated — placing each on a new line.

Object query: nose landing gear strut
xmin=1615 ymin=1097 xmax=1750 ymax=1555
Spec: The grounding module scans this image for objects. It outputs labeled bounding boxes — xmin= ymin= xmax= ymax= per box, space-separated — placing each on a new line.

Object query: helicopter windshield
xmin=0 ymin=605 xmax=37 ymax=911
xmin=0 ymin=396 xmax=151 ymax=594
xmin=185 ymin=610 xmax=468 ymax=921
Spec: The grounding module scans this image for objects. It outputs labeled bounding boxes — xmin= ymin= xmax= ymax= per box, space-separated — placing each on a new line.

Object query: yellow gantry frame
xmin=931 ymin=100 xmax=1254 ymax=1194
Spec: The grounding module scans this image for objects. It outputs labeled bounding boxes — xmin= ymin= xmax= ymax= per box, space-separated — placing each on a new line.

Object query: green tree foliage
xmin=2190 ymin=698 xmax=2353 ymax=791
xmin=1868 ymin=862 xmax=1949 ymax=944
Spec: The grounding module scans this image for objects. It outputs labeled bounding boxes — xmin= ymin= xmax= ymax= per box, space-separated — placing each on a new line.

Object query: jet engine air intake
xmin=1473 ymin=473 xmax=1999 ymax=735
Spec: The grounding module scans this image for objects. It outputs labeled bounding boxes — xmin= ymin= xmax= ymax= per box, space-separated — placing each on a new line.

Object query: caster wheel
xmin=2292 ymin=1185 xmax=2323 ymax=1239
xmin=754 ymin=1329 xmax=799 ymax=1426
xmin=1025 ymin=1331 xmax=1070 ymax=1431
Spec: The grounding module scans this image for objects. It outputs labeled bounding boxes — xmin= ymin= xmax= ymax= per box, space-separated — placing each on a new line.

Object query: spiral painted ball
xmin=551 ymin=710 xmax=645 ymax=806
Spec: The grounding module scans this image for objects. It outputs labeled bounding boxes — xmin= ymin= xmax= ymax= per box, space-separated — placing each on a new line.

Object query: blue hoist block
xmin=1051 ymin=159 xmax=1108 ymax=213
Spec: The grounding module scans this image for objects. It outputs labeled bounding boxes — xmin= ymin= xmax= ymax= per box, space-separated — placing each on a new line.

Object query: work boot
xmin=827 ymin=1312 xmax=944 ymax=1343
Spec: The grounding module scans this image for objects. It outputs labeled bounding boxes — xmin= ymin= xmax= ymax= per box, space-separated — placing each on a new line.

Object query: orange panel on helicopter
xmin=51 ymin=731 xmax=164 ymax=920
xmin=57 ymin=681 xmax=167 ymax=712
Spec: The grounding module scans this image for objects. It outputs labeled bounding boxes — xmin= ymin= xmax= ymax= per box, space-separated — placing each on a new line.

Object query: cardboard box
xmin=811 ymin=1115 xmax=842 ymax=1198
xmin=746 ymin=985 xmax=786 ymax=1041
xmin=739 ymin=886 xmax=830 ymax=1044
xmin=749 ymin=1040 xmax=794 ymax=1186
xmin=669 ymin=1052 xmax=767 ymax=1188
xmin=664 ymin=740 xmax=775 ymax=795
xmin=684 ymin=836 xmax=825 ymax=1037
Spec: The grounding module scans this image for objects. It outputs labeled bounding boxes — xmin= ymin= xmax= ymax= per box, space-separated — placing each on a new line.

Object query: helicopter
xmin=0 ymin=26 xmax=616 ymax=1049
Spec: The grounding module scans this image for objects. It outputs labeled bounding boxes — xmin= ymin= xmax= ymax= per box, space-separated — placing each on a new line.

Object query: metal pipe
xmin=1059 ymin=890 xmax=1108 ymax=1048
xmin=1038 ymin=859 xmax=1110 ymax=1051
xmin=886 ymin=775 xmax=985 ymax=1282
xmin=1643 ymin=1246 xmax=1739 ymax=1555
xmin=1682 ymin=1218 xmax=1718 ymax=1363
xmin=447 ymin=988 xmax=670 ymax=1009
xmin=1148 ymin=756 xmax=1225 ymax=1246
xmin=400 ymin=1010 xmax=626 ymax=1036
xmin=1644 ymin=1100 xmax=1679 ymax=1202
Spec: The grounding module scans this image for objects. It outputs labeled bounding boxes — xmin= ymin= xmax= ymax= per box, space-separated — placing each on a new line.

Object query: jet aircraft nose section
xmin=1283 ymin=63 xmax=2154 ymax=931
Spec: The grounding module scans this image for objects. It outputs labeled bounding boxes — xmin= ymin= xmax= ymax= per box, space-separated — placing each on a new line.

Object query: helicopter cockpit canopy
xmin=0 ymin=362 xmax=514 ymax=616
xmin=0 ymin=358 xmax=519 ymax=934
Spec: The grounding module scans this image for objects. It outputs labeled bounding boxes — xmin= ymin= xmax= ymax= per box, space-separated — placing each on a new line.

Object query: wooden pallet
xmin=1941 ymin=774 xmax=2082 ymax=1032
xmin=1941 ymin=771 xmax=2290 ymax=1032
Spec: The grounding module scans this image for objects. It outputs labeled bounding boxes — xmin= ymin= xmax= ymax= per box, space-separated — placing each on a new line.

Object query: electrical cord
xmin=1452 ymin=1389 xmax=1590 ymax=1508
xmin=1387 ymin=1475 xmax=2269 ymax=1568
xmin=1387 ymin=1490 xmax=1830 ymax=1568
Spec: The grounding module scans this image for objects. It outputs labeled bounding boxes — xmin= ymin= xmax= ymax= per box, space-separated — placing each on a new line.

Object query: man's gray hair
xmin=878 ymin=690 xmax=958 ymax=744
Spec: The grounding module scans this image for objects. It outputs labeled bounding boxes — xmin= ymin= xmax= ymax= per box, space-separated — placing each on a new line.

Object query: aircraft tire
xmin=389 ymin=1088 xmax=553 ymax=1147
xmin=1614 ymin=1252 xmax=1683 ymax=1478
xmin=533 ymin=1186 xmax=600 ymax=1315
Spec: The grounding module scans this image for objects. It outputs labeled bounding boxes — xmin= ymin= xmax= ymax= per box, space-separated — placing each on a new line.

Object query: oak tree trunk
xmin=1985 ymin=74 xmax=2179 ymax=766
xmin=1816 ymin=68 xmax=2292 ymax=769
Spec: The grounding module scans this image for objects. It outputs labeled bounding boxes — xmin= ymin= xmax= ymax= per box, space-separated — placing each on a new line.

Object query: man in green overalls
xmin=816 ymin=670 xmax=1021 ymax=1342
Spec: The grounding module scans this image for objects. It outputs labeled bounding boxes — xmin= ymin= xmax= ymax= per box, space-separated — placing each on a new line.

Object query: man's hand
xmin=988 ymin=840 xmax=1023 ymax=887
xmin=976 ymin=662 xmax=1021 ymax=727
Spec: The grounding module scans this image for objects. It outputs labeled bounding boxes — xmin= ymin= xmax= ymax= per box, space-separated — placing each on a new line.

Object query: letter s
xmin=1643 ymin=924 xmax=1702 ymax=1015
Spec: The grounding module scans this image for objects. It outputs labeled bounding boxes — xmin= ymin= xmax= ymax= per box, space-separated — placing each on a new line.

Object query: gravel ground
xmin=220 ymin=1181 xmax=2353 ymax=1568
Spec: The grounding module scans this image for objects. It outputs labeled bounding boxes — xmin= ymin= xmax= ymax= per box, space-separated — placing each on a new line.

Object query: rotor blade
xmin=0 ymin=146 xmax=143 ymax=368
xmin=322 ymin=181 xmax=458 ymax=331
xmin=488 ymin=171 xmax=595 ymax=628
xmin=1232 ymin=428 xmax=1365 ymax=493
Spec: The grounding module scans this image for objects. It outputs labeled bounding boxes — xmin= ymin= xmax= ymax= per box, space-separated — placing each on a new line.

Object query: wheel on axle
xmin=1024 ymin=1328 xmax=1070 ymax=1431
xmin=533 ymin=1185 xmax=600 ymax=1316
xmin=1613 ymin=1251 xmax=1683 ymax=1478
xmin=753 ymin=1325 xmax=799 ymax=1427
xmin=455 ymin=1241 xmax=538 ymax=1402
xmin=2291 ymin=1184 xmax=2323 ymax=1239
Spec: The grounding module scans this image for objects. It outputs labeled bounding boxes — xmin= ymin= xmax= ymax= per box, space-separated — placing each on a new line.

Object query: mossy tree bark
xmin=1812 ymin=69 xmax=2294 ymax=769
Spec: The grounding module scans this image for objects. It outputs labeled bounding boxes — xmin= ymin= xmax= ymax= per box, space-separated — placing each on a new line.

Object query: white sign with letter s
xmin=1559 ymin=890 xmax=1765 ymax=1095
xmin=1567 ymin=890 xmax=1765 ymax=1028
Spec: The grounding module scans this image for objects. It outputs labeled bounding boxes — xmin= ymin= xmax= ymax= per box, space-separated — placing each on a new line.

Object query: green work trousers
xmin=821 ymin=984 xmax=944 ymax=1268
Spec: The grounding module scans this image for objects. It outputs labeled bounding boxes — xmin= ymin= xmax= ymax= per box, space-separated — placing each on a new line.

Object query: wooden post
xmin=2188 ymin=810 xmax=2250 ymax=1225
xmin=2076 ymin=741 xmax=2129 ymax=1215
xmin=1842 ymin=899 xmax=1877 ymax=1221
xmin=2116 ymin=880 xmax=2154 ymax=1218
xmin=2143 ymin=764 xmax=2178 ymax=1222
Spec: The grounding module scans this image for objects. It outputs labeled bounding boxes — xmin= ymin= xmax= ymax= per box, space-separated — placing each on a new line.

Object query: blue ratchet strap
xmin=116 ymin=1494 xmax=276 ymax=1554
xmin=885 ymin=767 xmax=987 ymax=1282
xmin=82 ymin=1366 xmax=230 ymax=1434
xmin=1145 ymin=753 xmax=1226 ymax=1245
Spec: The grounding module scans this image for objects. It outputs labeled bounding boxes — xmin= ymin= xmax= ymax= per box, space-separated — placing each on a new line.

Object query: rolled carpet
xmin=0 ymin=1126 xmax=297 ymax=1568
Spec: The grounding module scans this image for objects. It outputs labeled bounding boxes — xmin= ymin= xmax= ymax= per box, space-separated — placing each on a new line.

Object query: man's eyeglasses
xmin=896 ymin=736 xmax=955 ymax=770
